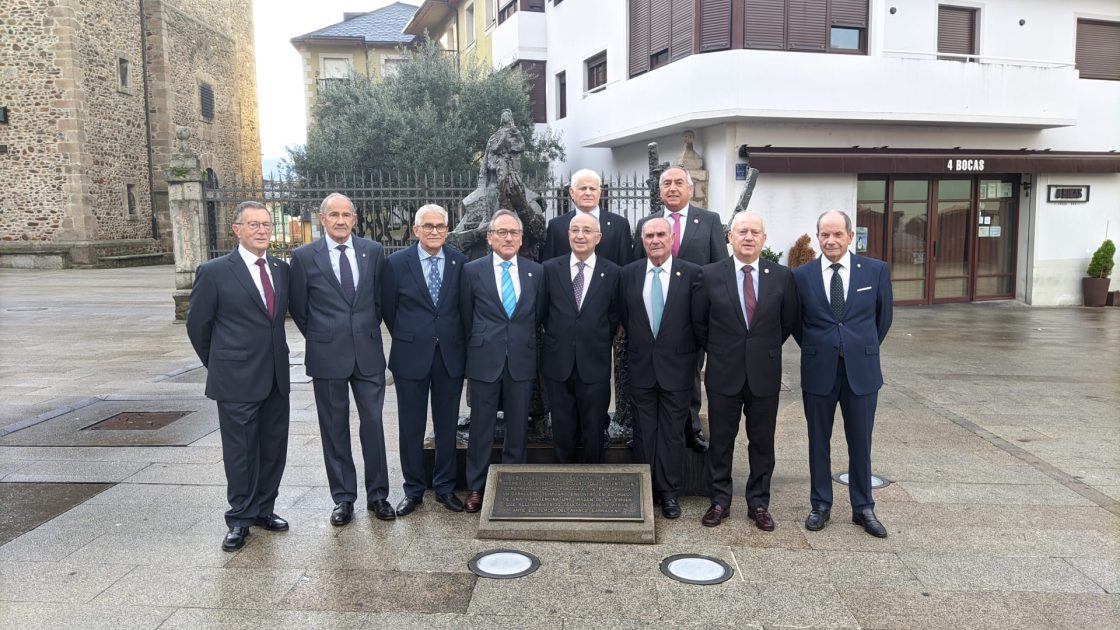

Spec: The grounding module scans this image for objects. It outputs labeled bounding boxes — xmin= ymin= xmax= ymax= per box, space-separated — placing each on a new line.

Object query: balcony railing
xmin=316 ymin=77 xmax=351 ymax=92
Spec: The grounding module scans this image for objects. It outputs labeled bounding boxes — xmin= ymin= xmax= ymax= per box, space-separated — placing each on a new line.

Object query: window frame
xmin=585 ymin=51 xmax=608 ymax=93
xmin=1076 ymin=18 xmax=1120 ymax=81
xmin=556 ymin=70 xmax=567 ymax=119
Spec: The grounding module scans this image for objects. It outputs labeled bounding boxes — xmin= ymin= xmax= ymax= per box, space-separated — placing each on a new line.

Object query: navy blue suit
xmin=187 ymin=249 xmax=290 ymax=527
xmin=793 ymin=253 xmax=893 ymax=512
xmin=289 ymin=236 xmax=389 ymax=505
xmin=459 ymin=254 xmax=543 ymax=491
xmin=539 ymin=254 xmax=622 ymax=463
xmin=382 ymin=244 xmax=468 ymax=497
xmin=542 ymin=209 xmax=633 ymax=266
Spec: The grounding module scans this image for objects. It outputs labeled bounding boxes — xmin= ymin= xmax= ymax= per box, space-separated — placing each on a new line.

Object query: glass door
xmin=974 ymin=178 xmax=1017 ymax=298
xmin=932 ymin=179 xmax=972 ymax=302
xmin=889 ymin=179 xmax=930 ymax=303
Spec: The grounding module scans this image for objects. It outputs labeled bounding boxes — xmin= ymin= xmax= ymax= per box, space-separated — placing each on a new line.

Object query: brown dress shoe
xmin=701 ymin=504 xmax=729 ymax=527
xmin=748 ymin=505 xmax=776 ymax=531
xmin=464 ymin=491 xmax=483 ymax=513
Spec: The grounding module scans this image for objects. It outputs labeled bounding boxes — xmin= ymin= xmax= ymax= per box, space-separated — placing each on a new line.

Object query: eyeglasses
xmin=489 ymin=229 xmax=522 ymax=238
xmin=419 ymin=223 xmax=448 ymax=234
xmin=235 ymin=221 xmax=273 ymax=231
xmin=568 ymin=227 xmax=600 ymax=236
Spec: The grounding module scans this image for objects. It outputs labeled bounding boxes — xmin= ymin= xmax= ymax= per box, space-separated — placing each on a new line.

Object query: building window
xmin=125 ymin=183 xmax=138 ymax=218
xmin=465 ymin=3 xmax=476 ymax=46
xmin=485 ymin=0 xmax=496 ymax=28
xmin=382 ymin=56 xmax=408 ymax=78
xmin=742 ymin=0 xmax=867 ymax=54
xmin=199 ymin=82 xmax=214 ymax=122
xmin=650 ymin=48 xmax=669 ymax=69
xmin=117 ymin=58 xmax=130 ymax=91
xmin=1076 ymin=19 xmax=1120 ymax=81
xmin=556 ymin=71 xmax=566 ymax=119
xmin=829 ymin=26 xmax=863 ymax=52
xmin=585 ymin=51 xmax=607 ymax=92
xmin=499 ymin=0 xmax=517 ymax=24
xmin=937 ymin=5 xmax=978 ymax=61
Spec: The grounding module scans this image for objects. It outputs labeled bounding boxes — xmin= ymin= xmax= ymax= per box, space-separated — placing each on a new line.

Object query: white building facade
xmin=488 ymin=0 xmax=1119 ymax=306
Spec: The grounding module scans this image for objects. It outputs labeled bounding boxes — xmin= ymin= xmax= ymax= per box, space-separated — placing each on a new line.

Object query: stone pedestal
xmin=167 ymin=129 xmax=208 ymax=320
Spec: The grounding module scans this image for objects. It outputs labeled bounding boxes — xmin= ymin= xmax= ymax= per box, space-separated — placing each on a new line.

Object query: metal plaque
xmin=490 ymin=470 xmax=643 ymax=521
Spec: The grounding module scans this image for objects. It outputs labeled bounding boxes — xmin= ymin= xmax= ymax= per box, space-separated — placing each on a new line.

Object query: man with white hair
xmin=542 ymin=168 xmax=633 ymax=265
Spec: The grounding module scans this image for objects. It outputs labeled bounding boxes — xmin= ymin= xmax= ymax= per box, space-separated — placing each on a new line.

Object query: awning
xmin=743 ymin=147 xmax=1120 ymax=174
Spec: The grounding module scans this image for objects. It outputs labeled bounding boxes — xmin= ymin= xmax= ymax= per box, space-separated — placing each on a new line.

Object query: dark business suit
xmin=187 ymin=248 xmax=290 ymax=528
xmin=539 ymin=254 xmax=622 ymax=463
xmin=793 ymin=253 xmax=893 ymax=512
xmin=289 ymin=236 xmax=389 ymax=505
xmin=694 ymin=257 xmax=799 ymax=510
xmin=542 ymin=209 xmax=633 ymax=265
xmin=635 ymin=205 xmax=729 ymax=442
xmin=382 ymin=244 xmax=468 ymax=498
xmin=460 ymin=254 xmax=543 ymax=491
xmin=621 ymin=257 xmax=701 ymax=496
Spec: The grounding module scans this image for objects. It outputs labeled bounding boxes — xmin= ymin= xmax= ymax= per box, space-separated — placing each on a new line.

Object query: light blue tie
xmin=500 ymin=260 xmax=516 ymax=319
xmin=427 ymin=256 xmax=441 ymax=305
xmin=650 ymin=267 xmax=664 ymax=337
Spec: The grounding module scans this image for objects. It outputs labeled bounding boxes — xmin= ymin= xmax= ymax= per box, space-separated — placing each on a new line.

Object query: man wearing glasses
xmin=382 ymin=204 xmax=469 ymax=516
xmin=289 ymin=193 xmax=394 ymax=526
xmin=459 ymin=209 xmax=543 ymax=513
xmin=187 ymin=201 xmax=291 ymax=551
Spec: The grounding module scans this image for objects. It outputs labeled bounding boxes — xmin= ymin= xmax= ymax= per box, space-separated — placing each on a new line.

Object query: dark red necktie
xmin=255 ymin=258 xmax=275 ymax=319
xmin=743 ymin=266 xmax=756 ymax=327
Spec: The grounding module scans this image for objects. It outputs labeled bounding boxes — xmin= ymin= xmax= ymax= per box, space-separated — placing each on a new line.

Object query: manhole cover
xmin=85 ymin=411 xmax=190 ymax=430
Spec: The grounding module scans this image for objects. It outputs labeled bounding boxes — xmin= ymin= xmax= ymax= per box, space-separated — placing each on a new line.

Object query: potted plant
xmin=1082 ymin=239 xmax=1115 ymax=307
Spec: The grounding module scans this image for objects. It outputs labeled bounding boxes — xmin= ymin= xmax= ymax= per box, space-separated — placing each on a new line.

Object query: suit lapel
xmin=558 ymin=259 xmax=579 ymax=311
xmin=812 ymin=256 xmax=834 ymax=320
xmin=660 ymin=262 xmax=687 ymax=323
xmin=312 ymin=239 xmax=348 ymax=304
xmin=406 ymin=245 xmax=435 ymax=310
xmin=580 ymin=258 xmax=607 ymax=310
xmin=721 ymin=258 xmax=747 ymax=329
xmin=487 ymin=256 xmax=507 ymax=315
xmin=676 ymin=208 xmax=702 ymax=257
xmin=353 ymin=238 xmax=372 ymax=297
xmin=266 ymin=255 xmax=286 ymax=322
xmin=228 ymin=250 xmax=269 ymax=318
xmin=513 ymin=257 xmax=535 ymax=318
xmin=629 ymin=264 xmax=652 ymax=334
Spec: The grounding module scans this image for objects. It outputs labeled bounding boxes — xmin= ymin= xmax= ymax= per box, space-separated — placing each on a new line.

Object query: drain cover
xmin=85 ymin=411 xmax=190 ymax=430
xmin=832 ymin=471 xmax=891 ymax=489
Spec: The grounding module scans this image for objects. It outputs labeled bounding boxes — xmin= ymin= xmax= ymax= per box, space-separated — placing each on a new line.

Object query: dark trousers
xmin=545 ymin=372 xmax=611 ymax=464
xmin=803 ymin=357 xmax=878 ymax=511
xmin=631 ymin=384 xmax=689 ymax=496
xmin=707 ymin=385 xmax=779 ymax=510
xmin=216 ymin=379 xmax=289 ymax=527
xmin=687 ymin=351 xmax=706 ymax=437
xmin=312 ymin=371 xmax=389 ymax=504
xmin=465 ymin=364 xmax=532 ymax=491
xmin=395 ymin=350 xmax=463 ymax=497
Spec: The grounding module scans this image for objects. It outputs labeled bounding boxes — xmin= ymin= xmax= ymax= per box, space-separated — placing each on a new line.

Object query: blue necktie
xmin=500 ymin=260 xmax=516 ymax=318
xmin=650 ymin=267 xmax=664 ymax=336
xmin=427 ymin=256 xmax=441 ymax=305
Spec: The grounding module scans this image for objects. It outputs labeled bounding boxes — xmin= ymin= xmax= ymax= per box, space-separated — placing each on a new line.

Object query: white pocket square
xmin=857 ymin=286 xmax=873 ymax=292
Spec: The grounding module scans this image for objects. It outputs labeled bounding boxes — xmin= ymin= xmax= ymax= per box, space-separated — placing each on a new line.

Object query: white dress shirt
xmin=492 ymin=253 xmax=521 ymax=300
xmin=237 ymin=244 xmax=273 ymax=307
xmin=662 ymin=204 xmax=691 ymax=240
xmin=735 ymin=257 xmax=760 ymax=325
xmin=577 ymin=207 xmax=601 ymax=222
xmin=642 ymin=256 xmax=673 ymax=323
xmin=328 ymin=236 xmax=359 ymax=290
xmin=569 ymin=253 xmax=596 ymax=306
xmin=820 ymin=251 xmax=852 ymax=304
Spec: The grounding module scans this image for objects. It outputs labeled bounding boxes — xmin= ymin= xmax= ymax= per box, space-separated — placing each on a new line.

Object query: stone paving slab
xmin=280 ymin=570 xmax=477 ymax=614
xmin=92 ymin=566 xmax=306 ymax=609
xmin=0 ymin=602 xmax=174 ymax=630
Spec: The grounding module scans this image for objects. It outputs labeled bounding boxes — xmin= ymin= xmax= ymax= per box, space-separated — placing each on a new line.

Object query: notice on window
xmin=1000 ymin=183 xmax=1013 ymax=198
xmin=979 ymin=226 xmax=991 ymax=237
xmin=855 ymin=227 xmax=868 ymax=252
xmin=989 ymin=226 xmax=1001 ymax=237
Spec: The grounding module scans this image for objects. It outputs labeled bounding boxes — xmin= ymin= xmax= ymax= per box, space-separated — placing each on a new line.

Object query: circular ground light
xmin=468 ymin=549 xmax=540 ymax=579
xmin=659 ymin=554 xmax=734 ymax=585
xmin=832 ymin=471 xmax=891 ymax=489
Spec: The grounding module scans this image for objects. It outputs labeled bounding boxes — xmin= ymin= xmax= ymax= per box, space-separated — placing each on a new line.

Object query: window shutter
xmin=830 ymin=0 xmax=867 ymax=27
xmin=787 ymin=0 xmax=826 ymax=51
xmin=700 ymin=0 xmax=733 ymax=52
xmin=629 ymin=0 xmax=651 ymax=76
xmin=937 ymin=5 xmax=976 ymax=57
xmin=1076 ymin=19 xmax=1120 ymax=81
xmin=745 ymin=0 xmax=786 ymax=50
xmin=670 ymin=0 xmax=694 ymax=60
xmin=650 ymin=0 xmax=671 ymax=53
xmin=517 ymin=60 xmax=547 ymax=123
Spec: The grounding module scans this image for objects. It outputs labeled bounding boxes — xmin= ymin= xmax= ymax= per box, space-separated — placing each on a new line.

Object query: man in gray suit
xmin=634 ymin=166 xmax=729 ymax=453
xmin=290 ymin=193 xmax=394 ymax=526
xmin=187 ymin=201 xmax=291 ymax=551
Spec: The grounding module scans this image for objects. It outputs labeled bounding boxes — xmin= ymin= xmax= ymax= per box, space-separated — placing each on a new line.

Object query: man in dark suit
xmin=634 ymin=166 xmax=728 ymax=453
xmin=459 ymin=209 xmax=543 ymax=513
xmin=187 ymin=201 xmax=291 ymax=551
xmin=289 ymin=193 xmax=394 ymax=526
xmin=793 ymin=210 xmax=893 ymax=538
xmin=540 ymin=211 xmax=622 ymax=464
xmin=382 ymin=204 xmax=468 ymax=515
xmin=542 ymin=168 xmax=632 ymax=266
xmin=621 ymin=217 xmax=702 ymax=518
xmin=693 ymin=211 xmax=799 ymax=529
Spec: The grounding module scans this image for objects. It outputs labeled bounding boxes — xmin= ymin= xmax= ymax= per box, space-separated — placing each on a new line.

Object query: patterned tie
xmin=830 ymin=262 xmax=845 ymax=320
xmin=573 ymin=261 xmax=587 ymax=311
xmin=500 ymin=260 xmax=516 ymax=318
xmin=337 ymin=244 xmax=355 ymax=303
xmin=650 ymin=267 xmax=664 ymax=337
xmin=255 ymin=258 xmax=275 ymax=319
xmin=427 ymin=256 xmax=441 ymax=306
xmin=743 ymin=266 xmax=756 ymax=328
xmin=669 ymin=212 xmax=682 ymax=257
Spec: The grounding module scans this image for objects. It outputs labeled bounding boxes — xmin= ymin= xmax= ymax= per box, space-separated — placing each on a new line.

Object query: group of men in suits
xmin=187 ymin=167 xmax=894 ymax=551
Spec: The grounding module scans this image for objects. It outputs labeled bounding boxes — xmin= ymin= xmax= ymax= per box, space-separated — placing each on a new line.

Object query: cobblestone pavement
xmin=1 ymin=266 xmax=1117 ymax=629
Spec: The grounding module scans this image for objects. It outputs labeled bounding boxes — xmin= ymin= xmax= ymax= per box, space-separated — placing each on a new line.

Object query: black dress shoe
xmin=464 ymin=491 xmax=483 ymax=513
xmin=395 ymin=495 xmax=423 ymax=517
xmin=748 ymin=506 xmax=776 ymax=532
xmin=330 ymin=501 xmax=354 ymax=527
xmin=252 ymin=513 xmax=289 ymax=531
xmin=805 ymin=507 xmax=831 ymax=531
xmin=435 ymin=492 xmax=465 ymax=512
xmin=221 ymin=526 xmax=249 ymax=551
xmin=852 ymin=508 xmax=888 ymax=538
xmin=661 ymin=494 xmax=681 ymax=519
xmin=368 ymin=499 xmax=396 ymax=521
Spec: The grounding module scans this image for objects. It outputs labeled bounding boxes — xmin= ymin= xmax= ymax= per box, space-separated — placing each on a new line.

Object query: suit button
xmin=838 ymin=323 xmax=844 ymax=327
xmin=432 ymin=337 xmax=439 ymax=343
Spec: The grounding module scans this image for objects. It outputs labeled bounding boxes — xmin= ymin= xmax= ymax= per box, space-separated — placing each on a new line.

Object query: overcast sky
xmin=252 ymin=0 xmax=398 ymax=165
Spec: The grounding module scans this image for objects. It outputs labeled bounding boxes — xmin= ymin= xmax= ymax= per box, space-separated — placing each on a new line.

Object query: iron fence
xmin=203 ymin=170 xmax=655 ymax=260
